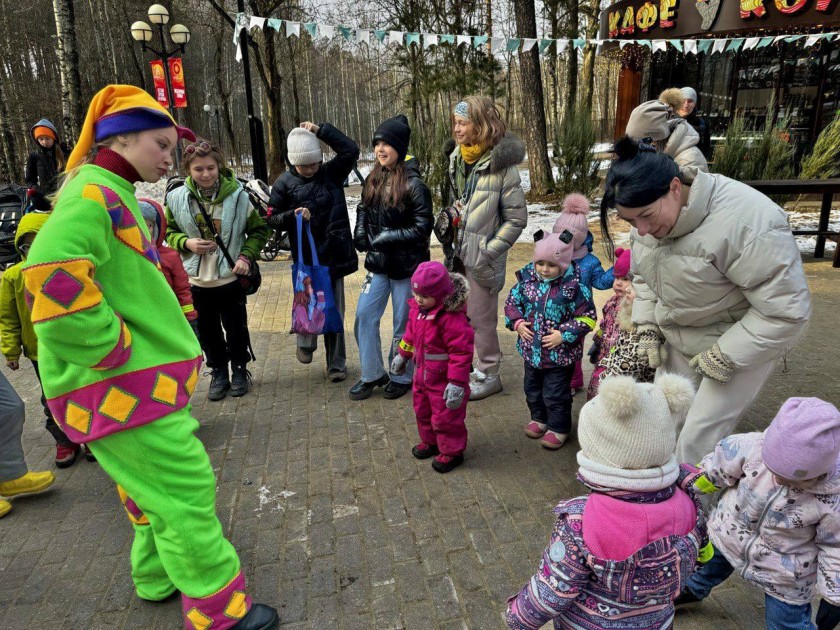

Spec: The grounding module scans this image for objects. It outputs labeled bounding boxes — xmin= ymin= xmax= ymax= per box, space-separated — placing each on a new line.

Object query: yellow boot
xmin=0 ymin=499 xmax=11 ymax=518
xmin=0 ymin=471 xmax=56 ymax=498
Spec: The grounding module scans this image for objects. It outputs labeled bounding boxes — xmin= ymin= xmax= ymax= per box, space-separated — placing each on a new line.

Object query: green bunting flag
xmin=726 ymin=38 xmax=744 ymax=51
xmin=338 ymin=26 xmax=353 ymax=40
xmin=670 ymin=39 xmax=683 ymax=52
xmin=506 ymin=38 xmax=521 ymax=52
xmin=539 ymin=39 xmax=553 ymax=54
xmin=268 ymin=18 xmax=282 ymax=31
xmin=440 ymin=34 xmax=455 ymax=45
xmin=405 ymin=32 xmax=420 ymax=46
xmin=304 ymin=22 xmax=317 ymax=37
xmin=573 ymin=38 xmax=585 ymax=49
xmin=473 ymin=35 xmax=488 ymax=48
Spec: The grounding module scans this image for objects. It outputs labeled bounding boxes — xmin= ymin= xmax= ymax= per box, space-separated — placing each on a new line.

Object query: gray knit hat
xmin=287 ymin=127 xmax=322 ymax=166
xmin=625 ymin=100 xmax=673 ymax=142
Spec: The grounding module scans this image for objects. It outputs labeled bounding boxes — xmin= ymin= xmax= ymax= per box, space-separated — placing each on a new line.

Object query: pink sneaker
xmin=523 ymin=421 xmax=547 ymax=438
xmin=540 ymin=431 xmax=568 ymax=450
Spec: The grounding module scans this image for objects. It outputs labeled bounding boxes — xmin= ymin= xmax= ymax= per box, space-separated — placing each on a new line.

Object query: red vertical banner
xmin=168 ymin=58 xmax=188 ymax=108
xmin=149 ymin=60 xmax=168 ymax=107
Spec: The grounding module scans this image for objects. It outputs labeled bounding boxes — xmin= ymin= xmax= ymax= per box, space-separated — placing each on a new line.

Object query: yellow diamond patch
xmin=151 ymin=373 xmax=179 ymax=406
xmin=185 ymin=366 xmax=199 ymax=397
xmin=186 ymin=607 xmax=213 ymax=630
xmin=117 ymin=226 xmax=144 ymax=252
xmin=224 ymin=591 xmax=248 ymax=619
xmin=64 ymin=401 xmax=93 ymax=435
xmin=98 ymin=386 xmax=139 ymax=425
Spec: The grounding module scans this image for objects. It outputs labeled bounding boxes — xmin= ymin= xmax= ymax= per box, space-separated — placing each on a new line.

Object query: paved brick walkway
xmin=0 ymin=241 xmax=836 ymax=629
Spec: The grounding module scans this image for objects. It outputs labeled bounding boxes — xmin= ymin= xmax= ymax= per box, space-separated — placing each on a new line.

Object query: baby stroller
xmin=0 ymin=184 xmax=27 ymax=271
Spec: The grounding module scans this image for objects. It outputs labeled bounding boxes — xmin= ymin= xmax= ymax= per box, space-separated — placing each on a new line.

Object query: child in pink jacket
xmin=506 ymin=374 xmax=709 ymax=629
xmin=391 ymin=261 xmax=474 ymax=474
xmin=676 ymin=397 xmax=840 ymax=629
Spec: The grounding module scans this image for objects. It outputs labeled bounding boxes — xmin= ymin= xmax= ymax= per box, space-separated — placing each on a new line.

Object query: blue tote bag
xmin=291 ymin=213 xmax=343 ymax=335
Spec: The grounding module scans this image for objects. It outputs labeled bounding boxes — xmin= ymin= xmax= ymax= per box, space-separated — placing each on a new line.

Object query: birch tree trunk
xmin=52 ymin=0 xmax=83 ymax=144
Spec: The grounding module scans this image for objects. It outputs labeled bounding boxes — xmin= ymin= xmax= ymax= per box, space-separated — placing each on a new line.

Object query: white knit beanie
xmin=287 ymin=128 xmax=322 ymax=166
xmin=578 ymin=374 xmax=695 ymax=471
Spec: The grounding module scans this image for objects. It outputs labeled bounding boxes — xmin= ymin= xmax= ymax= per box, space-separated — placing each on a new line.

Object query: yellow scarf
xmin=460 ymin=143 xmax=487 ymax=165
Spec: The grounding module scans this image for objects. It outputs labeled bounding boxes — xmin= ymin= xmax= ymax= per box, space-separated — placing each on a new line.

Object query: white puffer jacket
xmin=631 ymin=171 xmax=811 ymax=368
xmin=662 ymin=119 xmax=708 ymax=184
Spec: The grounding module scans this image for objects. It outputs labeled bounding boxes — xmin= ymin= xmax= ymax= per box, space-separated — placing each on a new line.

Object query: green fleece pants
xmin=87 ymin=408 xmax=241 ymax=603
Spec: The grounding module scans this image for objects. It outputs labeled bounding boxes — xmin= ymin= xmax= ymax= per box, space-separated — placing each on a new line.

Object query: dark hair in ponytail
xmin=599 ymin=135 xmax=680 ymax=259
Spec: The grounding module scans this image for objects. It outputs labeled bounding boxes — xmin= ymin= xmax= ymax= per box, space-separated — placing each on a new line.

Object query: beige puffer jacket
xmin=631 ymin=171 xmax=811 ymax=368
xmin=448 ymin=134 xmax=527 ymax=291
xmin=662 ymin=119 xmax=708 ymax=184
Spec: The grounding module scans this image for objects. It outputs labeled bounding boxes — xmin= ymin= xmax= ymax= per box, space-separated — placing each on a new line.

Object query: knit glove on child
xmin=637 ymin=324 xmax=667 ymax=369
xmin=588 ymin=338 xmax=602 ymax=365
xmin=444 ymin=383 xmax=465 ymax=409
xmin=690 ymin=343 xmax=735 ymax=383
xmin=390 ymin=354 xmax=407 ymax=376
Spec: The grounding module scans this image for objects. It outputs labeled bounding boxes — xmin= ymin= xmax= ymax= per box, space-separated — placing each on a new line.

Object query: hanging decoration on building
xmin=694 ymin=0 xmax=723 ymax=29
xmin=740 ymin=0 xmax=768 ymax=18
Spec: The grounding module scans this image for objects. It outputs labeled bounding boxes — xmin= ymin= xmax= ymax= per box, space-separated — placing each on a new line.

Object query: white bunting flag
xmin=522 ymin=38 xmax=538 ymax=52
xmin=743 ymin=36 xmax=760 ymax=50
xmin=491 ymin=37 xmax=505 ymax=54
xmin=248 ymin=16 xmax=266 ymax=30
xmin=320 ymin=24 xmax=334 ymax=39
xmin=389 ymin=30 xmax=404 ymax=46
xmin=286 ymin=21 xmax=300 ymax=38
xmin=805 ymin=34 xmax=821 ymax=47
xmin=456 ymin=34 xmax=471 ymax=47
xmin=356 ymin=29 xmax=370 ymax=45
xmin=652 ymin=40 xmax=666 ymax=52
xmin=712 ymin=39 xmax=726 ymax=54
xmin=424 ymin=33 xmax=438 ymax=48
xmin=556 ymin=39 xmax=569 ymax=54
xmin=684 ymin=40 xmax=697 ymax=54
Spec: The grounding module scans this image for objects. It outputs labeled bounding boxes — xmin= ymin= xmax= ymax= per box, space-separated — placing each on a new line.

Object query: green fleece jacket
xmin=0 ymin=213 xmax=49 ymax=361
xmin=22 ymin=164 xmax=202 ymax=444
xmin=164 ymin=170 xmax=270 ymax=271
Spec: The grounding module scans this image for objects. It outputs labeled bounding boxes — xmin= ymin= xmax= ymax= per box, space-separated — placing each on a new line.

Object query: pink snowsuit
xmin=398 ymin=273 xmax=474 ymax=457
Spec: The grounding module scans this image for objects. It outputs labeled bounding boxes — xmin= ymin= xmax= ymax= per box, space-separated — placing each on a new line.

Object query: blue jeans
xmin=354 ymin=273 xmax=413 ymax=385
xmin=687 ymin=547 xmax=815 ymax=630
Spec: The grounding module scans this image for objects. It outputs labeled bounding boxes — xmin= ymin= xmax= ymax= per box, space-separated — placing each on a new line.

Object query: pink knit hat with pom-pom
xmin=614 ymin=247 xmax=632 ymax=278
xmin=553 ymin=193 xmax=590 ymax=259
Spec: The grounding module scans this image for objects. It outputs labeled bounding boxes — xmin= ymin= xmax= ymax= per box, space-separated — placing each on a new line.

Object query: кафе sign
xmin=599 ymin=0 xmax=840 ymax=39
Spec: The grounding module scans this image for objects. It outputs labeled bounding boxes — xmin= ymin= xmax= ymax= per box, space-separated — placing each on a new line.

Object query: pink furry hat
xmin=553 ymin=193 xmax=590 ymax=259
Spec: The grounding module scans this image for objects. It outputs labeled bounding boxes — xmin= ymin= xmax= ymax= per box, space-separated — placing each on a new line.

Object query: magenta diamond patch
xmin=41 ymin=268 xmax=85 ymax=309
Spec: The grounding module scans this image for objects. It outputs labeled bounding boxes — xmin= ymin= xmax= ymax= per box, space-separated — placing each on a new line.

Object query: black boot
xmin=208 ymin=366 xmax=230 ymax=401
xmin=673 ymin=587 xmax=702 ymax=608
xmin=231 ymin=604 xmax=280 ymax=629
xmin=349 ymin=374 xmax=390 ymax=401
xmin=230 ymin=364 xmax=252 ymax=397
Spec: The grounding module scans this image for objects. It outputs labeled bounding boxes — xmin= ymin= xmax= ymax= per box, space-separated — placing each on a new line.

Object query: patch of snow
xmin=332 ymin=505 xmax=360 ymax=519
xmin=254 ymin=485 xmax=296 ymax=517
xmin=787 ymin=209 xmax=839 ymax=253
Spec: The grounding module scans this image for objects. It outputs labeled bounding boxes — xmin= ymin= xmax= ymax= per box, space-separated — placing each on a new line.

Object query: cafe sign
xmin=601 ymin=0 xmax=840 ymax=39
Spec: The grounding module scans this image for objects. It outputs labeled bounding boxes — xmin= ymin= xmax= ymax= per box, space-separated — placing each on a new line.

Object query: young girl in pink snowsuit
xmin=391 ymin=261 xmax=474 ymax=473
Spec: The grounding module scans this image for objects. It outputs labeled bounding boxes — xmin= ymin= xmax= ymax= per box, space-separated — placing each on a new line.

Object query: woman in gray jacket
xmin=447 ymin=96 xmax=527 ymax=400
xmin=600 ymin=137 xmax=811 ymax=465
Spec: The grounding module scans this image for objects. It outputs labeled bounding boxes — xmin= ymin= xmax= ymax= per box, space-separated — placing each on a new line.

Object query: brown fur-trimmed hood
xmin=443 ymin=272 xmax=469 ymax=312
xmin=445 ymin=133 xmax=526 ymax=174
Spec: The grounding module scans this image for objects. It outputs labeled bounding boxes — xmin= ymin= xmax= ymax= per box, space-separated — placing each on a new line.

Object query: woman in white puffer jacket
xmin=599 ymin=137 xmax=811 ymax=466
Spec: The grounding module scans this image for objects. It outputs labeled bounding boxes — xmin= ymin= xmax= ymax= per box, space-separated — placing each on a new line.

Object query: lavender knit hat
xmin=763 ymin=398 xmax=840 ymax=480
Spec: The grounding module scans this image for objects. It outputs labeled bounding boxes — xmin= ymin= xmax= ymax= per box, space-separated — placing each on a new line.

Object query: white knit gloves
xmin=636 ymin=324 xmax=667 ymax=369
xmin=690 ymin=343 xmax=735 ymax=383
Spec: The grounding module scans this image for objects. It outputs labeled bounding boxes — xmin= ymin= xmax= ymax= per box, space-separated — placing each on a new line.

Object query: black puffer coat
xmin=354 ymin=158 xmax=433 ymax=280
xmin=267 ymin=123 xmax=360 ymax=280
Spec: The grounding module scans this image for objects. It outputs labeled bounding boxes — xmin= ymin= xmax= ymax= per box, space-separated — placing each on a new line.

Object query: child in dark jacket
xmin=391 ymin=261 xmax=474 ymax=473
xmin=504 ymin=230 xmax=596 ymax=450
xmin=138 ymin=199 xmax=200 ymax=342
xmin=24 ymin=118 xmax=65 ymax=211
xmin=506 ymin=374 xmax=709 ymax=629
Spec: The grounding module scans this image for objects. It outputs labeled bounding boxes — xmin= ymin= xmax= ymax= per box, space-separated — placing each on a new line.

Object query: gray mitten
xmin=390 ymin=354 xmax=407 ymax=376
xmin=443 ymin=383 xmax=465 ymax=410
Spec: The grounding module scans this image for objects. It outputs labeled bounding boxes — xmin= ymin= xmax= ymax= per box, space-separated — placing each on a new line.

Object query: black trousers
xmin=191 ymin=281 xmax=252 ymax=369
xmin=523 ymin=362 xmax=574 ymax=434
xmin=31 ymin=360 xmax=72 ymax=446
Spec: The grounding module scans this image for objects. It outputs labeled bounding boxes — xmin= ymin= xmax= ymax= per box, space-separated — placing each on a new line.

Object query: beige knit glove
xmin=690 ymin=343 xmax=735 ymax=383
xmin=636 ymin=324 xmax=667 ymax=369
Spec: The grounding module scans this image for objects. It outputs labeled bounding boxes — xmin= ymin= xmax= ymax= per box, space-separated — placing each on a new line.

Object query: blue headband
xmin=94 ymin=108 xmax=176 ymax=143
xmin=454 ymin=101 xmax=469 ymax=119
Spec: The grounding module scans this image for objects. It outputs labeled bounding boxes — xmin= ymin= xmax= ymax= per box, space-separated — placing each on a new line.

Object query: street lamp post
xmin=130 ymin=4 xmax=191 ymax=167
xmin=203 ymin=104 xmax=221 ymax=147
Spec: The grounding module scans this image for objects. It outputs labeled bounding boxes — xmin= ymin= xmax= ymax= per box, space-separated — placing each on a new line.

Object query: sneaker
xmin=208 ymin=367 xmax=230 ymax=401
xmin=296 ymin=347 xmax=313 ymax=364
xmin=349 ymin=374 xmax=390 ymax=401
xmin=432 ymin=453 xmax=464 ymax=473
xmin=0 ymin=499 xmax=10 ymax=519
xmin=411 ymin=442 xmax=440 ymax=459
xmin=230 ymin=364 xmax=252 ymax=397
xmin=469 ymin=374 xmax=502 ymax=401
xmin=523 ymin=421 xmax=548 ymax=438
xmin=231 ymin=603 xmax=280 ymax=629
xmin=674 ymin=587 xmax=702 ymax=608
xmin=383 ymin=381 xmax=411 ymax=400
xmin=55 ymin=443 xmax=81 ymax=468
xmin=328 ymin=369 xmax=347 ymax=383
xmin=0 ymin=471 xmax=56 ymax=498
xmin=540 ymin=431 xmax=568 ymax=450
xmin=84 ymin=445 xmax=97 ymax=463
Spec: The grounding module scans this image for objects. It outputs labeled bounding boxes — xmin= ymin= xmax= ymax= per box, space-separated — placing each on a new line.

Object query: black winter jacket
xmin=267 ymin=123 xmax=360 ymax=280
xmin=685 ymin=111 xmax=711 ymax=159
xmin=353 ymin=158 xmax=433 ymax=280
xmin=25 ymin=147 xmax=61 ymax=211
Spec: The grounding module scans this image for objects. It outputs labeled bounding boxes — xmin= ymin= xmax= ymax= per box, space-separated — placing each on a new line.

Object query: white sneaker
xmin=469 ymin=374 xmax=502 ymax=400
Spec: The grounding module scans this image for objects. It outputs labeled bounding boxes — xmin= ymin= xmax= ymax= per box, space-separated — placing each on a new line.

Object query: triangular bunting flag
xmin=712 ymin=39 xmax=726 ymax=54
xmin=684 ymin=40 xmax=697 ymax=54
xmin=473 ymin=35 xmax=488 ymax=48
xmin=304 ymin=22 xmax=318 ymax=38
xmin=757 ymin=36 xmax=774 ymax=48
xmin=774 ymin=35 xmax=787 ymax=43
xmin=320 ymin=24 xmax=334 ymax=39
xmin=373 ymin=29 xmax=387 ymax=43
xmin=743 ymin=37 xmax=760 ymax=50
xmin=424 ymin=33 xmax=438 ymax=48
xmin=539 ymin=39 xmax=553 ymax=53
xmin=234 ymin=13 xmax=248 ymax=62
xmin=670 ymin=40 xmax=683 ymax=52
xmin=637 ymin=39 xmax=651 ymax=48
xmin=248 ymin=16 xmax=266 ymax=30
xmin=506 ymin=38 xmax=521 ymax=52
xmin=652 ymin=40 xmax=667 ymax=52
xmin=784 ymin=34 xmax=804 ymax=42
xmin=267 ymin=18 xmax=282 ymax=31
xmin=338 ymin=26 xmax=353 ymax=41
xmin=556 ymin=39 xmax=569 ymax=53
xmin=286 ymin=22 xmax=300 ymax=38
xmin=619 ymin=40 xmax=632 ymax=49
xmin=389 ymin=30 xmax=404 ymax=45
xmin=456 ymin=34 xmax=471 ymax=47
xmin=697 ymin=39 xmax=713 ymax=53
xmin=572 ymin=38 xmax=585 ymax=49
xmin=491 ymin=37 xmax=505 ymax=53
xmin=406 ymin=32 xmax=420 ymax=46
xmin=440 ymin=34 xmax=455 ymax=45
xmin=805 ymin=34 xmax=821 ymax=47
xmin=523 ymin=38 xmax=537 ymax=52
xmin=726 ymin=38 xmax=744 ymax=52
xmin=357 ymin=29 xmax=370 ymax=45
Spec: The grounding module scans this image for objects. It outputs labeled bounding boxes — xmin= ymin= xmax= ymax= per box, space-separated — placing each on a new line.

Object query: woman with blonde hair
xmin=446 ymin=95 xmax=527 ymax=400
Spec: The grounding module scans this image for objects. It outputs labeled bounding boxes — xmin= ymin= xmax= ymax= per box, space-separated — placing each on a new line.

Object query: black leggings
xmin=31 ymin=361 xmax=73 ymax=446
xmin=191 ymin=281 xmax=252 ymax=369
